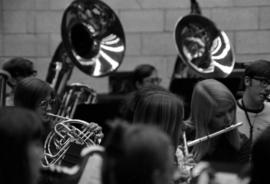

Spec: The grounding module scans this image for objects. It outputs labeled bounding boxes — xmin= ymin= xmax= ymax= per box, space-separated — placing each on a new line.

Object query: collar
xmin=237 ymin=99 xmax=264 ymax=113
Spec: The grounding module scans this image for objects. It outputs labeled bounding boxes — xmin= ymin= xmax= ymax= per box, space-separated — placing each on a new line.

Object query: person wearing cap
xmin=2 ymin=57 xmax=37 ymax=106
xmin=236 ymin=59 xmax=270 ymax=144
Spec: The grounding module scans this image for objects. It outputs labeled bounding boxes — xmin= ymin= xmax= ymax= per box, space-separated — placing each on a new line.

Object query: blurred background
xmin=0 ymin=0 xmax=270 ymax=93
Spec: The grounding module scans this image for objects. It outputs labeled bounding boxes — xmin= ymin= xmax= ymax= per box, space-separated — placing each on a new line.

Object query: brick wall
xmin=1 ymin=0 xmax=270 ymax=93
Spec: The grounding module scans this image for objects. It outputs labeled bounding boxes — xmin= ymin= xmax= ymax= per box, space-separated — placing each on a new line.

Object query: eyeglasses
xmin=253 ymin=76 xmax=270 ymax=88
xmin=144 ymin=77 xmax=162 ymax=84
xmin=39 ymin=98 xmax=56 ymax=109
xmin=31 ymin=71 xmax=37 ymax=77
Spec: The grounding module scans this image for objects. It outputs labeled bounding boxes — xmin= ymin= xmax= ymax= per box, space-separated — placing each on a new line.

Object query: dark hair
xmin=250 ymin=126 xmax=270 ymax=184
xmin=127 ymin=86 xmax=184 ymax=149
xmin=133 ymin=64 xmax=157 ymax=85
xmin=245 ymin=60 xmax=270 ymax=79
xmin=102 ymin=122 xmax=173 ymax=184
xmin=2 ymin=57 xmax=36 ymax=79
xmin=14 ymin=77 xmax=54 ymax=110
xmin=0 ymin=107 xmax=42 ymax=184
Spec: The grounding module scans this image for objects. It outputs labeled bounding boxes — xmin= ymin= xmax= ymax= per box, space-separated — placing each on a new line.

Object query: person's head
xmin=102 ymin=122 xmax=174 ymax=184
xmin=133 ymin=64 xmax=161 ymax=89
xmin=14 ymin=77 xmax=55 ymax=122
xmin=243 ymin=60 xmax=270 ymax=105
xmin=191 ymin=79 xmax=236 ymax=133
xmin=2 ymin=57 xmax=37 ymax=88
xmin=0 ymin=107 xmax=42 ymax=184
xmin=250 ymin=126 xmax=270 ymax=184
xmin=131 ymin=86 xmax=184 ymax=149
xmin=190 ymin=79 xmax=239 ymax=160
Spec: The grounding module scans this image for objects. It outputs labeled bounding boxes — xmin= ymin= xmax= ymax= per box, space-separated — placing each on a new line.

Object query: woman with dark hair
xmin=131 ymin=86 xmax=184 ymax=149
xmin=119 ymin=86 xmax=192 ymax=182
xmin=102 ymin=122 xmax=174 ymax=184
xmin=0 ymin=107 xmax=42 ymax=184
xmin=133 ymin=64 xmax=161 ymax=90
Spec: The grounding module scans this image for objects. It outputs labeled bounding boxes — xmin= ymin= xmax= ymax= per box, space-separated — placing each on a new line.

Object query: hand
xmin=84 ymin=122 xmax=104 ymax=143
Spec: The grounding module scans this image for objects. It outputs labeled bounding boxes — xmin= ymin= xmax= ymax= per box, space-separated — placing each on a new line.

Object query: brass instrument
xmin=46 ymin=42 xmax=74 ymax=97
xmin=43 ymin=0 xmax=125 ymax=167
xmin=174 ymin=0 xmax=235 ymax=78
xmin=61 ymin=0 xmax=125 ymax=77
xmin=42 ymin=113 xmax=103 ymax=167
xmin=0 ymin=70 xmax=10 ymax=107
xmin=56 ymin=83 xmax=97 ymax=118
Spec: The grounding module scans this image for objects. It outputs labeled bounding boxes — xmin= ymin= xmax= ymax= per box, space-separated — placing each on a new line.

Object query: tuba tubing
xmin=42 ymin=113 xmax=103 ymax=167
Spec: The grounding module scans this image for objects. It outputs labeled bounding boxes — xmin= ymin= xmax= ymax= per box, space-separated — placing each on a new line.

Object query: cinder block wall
xmin=1 ymin=0 xmax=270 ymax=93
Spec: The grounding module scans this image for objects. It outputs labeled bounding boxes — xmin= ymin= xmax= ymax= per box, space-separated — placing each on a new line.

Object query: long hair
xmin=0 ymin=107 xmax=42 ymax=184
xmin=190 ymin=79 xmax=241 ymax=161
xmin=14 ymin=77 xmax=54 ymax=110
xmin=132 ymin=86 xmax=184 ymax=149
xmin=102 ymin=122 xmax=173 ymax=184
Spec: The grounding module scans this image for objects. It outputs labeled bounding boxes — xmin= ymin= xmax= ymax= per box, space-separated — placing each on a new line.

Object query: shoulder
xmin=260 ymin=102 xmax=270 ymax=114
xmin=264 ymin=101 xmax=270 ymax=109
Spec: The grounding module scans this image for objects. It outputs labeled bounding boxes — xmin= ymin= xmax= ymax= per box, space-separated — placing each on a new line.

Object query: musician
xmin=133 ymin=64 xmax=161 ymax=89
xmin=0 ymin=107 xmax=43 ymax=184
xmin=186 ymin=79 xmax=250 ymax=164
xmin=14 ymin=77 xmax=103 ymax=158
xmin=126 ymin=86 xmax=184 ymax=149
xmin=115 ymin=64 xmax=161 ymax=95
xmin=102 ymin=122 xmax=175 ymax=184
xmin=236 ymin=60 xmax=270 ymax=144
xmin=2 ymin=57 xmax=37 ymax=106
xmin=120 ymin=86 xmax=193 ymax=183
xmin=14 ymin=77 xmax=55 ymax=140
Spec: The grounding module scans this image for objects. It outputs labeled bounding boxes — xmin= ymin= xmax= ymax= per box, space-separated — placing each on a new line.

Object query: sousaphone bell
xmin=62 ymin=0 xmax=125 ymax=77
xmin=174 ymin=0 xmax=235 ymax=78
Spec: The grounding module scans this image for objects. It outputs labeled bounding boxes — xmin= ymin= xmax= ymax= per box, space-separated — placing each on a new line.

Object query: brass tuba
xmin=174 ymin=0 xmax=235 ymax=78
xmin=43 ymin=0 xmax=125 ymax=167
xmin=0 ymin=70 xmax=10 ymax=107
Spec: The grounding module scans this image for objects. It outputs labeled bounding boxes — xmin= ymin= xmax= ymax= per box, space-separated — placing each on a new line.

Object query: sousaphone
xmin=174 ymin=0 xmax=235 ymax=78
xmin=43 ymin=0 xmax=125 ymax=167
xmin=46 ymin=0 xmax=126 ymax=96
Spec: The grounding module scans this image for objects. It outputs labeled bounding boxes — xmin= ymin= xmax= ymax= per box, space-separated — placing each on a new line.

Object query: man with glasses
xmin=237 ymin=60 xmax=270 ymax=143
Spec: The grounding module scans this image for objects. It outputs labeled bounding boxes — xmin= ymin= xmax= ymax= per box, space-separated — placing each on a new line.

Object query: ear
xmin=244 ymin=76 xmax=251 ymax=87
xmin=7 ymin=77 xmax=17 ymax=88
xmin=135 ymin=81 xmax=142 ymax=89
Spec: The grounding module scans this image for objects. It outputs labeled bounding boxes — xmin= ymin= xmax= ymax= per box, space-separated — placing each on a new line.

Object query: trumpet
xmin=42 ymin=113 xmax=103 ymax=167
xmin=182 ymin=122 xmax=243 ymax=156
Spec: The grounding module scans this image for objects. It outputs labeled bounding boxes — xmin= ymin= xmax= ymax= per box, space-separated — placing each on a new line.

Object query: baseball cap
xmin=245 ymin=60 xmax=270 ymax=80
